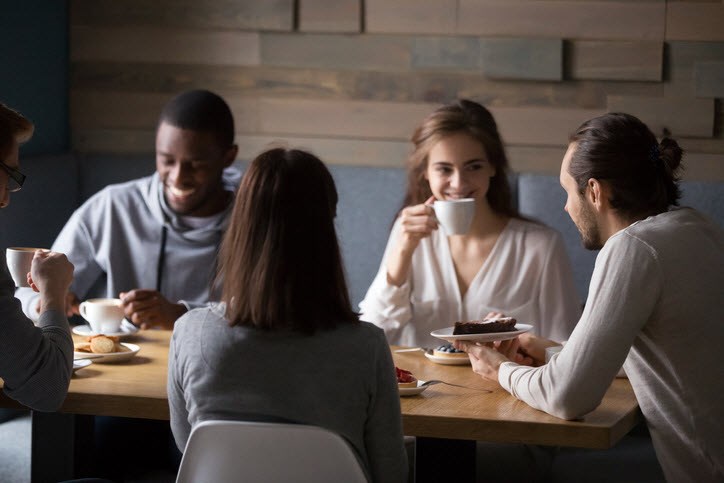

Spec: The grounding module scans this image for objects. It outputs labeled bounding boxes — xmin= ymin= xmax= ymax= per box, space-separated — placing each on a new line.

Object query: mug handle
xmin=79 ymin=301 xmax=87 ymax=319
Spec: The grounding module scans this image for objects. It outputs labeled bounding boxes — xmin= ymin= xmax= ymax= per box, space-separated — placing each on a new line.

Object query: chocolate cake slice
xmin=453 ymin=317 xmax=517 ymax=335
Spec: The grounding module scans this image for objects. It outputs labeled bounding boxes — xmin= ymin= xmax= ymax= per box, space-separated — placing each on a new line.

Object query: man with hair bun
xmin=456 ymin=113 xmax=724 ymax=482
xmin=16 ymin=89 xmax=239 ymax=329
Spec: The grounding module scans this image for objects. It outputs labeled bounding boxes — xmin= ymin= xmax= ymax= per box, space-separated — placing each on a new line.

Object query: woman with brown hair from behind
xmin=167 ymin=147 xmax=408 ymax=482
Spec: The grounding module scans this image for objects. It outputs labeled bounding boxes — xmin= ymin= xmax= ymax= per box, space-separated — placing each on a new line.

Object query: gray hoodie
xmin=17 ymin=168 xmax=240 ymax=319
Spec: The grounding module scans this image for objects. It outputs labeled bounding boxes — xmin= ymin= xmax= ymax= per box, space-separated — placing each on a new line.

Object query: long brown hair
xmin=216 ymin=148 xmax=358 ymax=333
xmin=569 ymin=112 xmax=684 ymax=220
xmin=402 ymin=99 xmax=518 ymax=217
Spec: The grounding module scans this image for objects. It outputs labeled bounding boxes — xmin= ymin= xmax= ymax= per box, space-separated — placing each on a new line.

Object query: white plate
xmin=430 ymin=323 xmax=533 ymax=343
xmin=398 ymin=380 xmax=428 ymax=397
xmin=424 ymin=352 xmax=471 ymax=366
xmin=72 ymin=320 xmax=139 ymax=338
xmin=72 ymin=359 xmax=93 ymax=373
xmin=73 ymin=343 xmax=140 ymax=364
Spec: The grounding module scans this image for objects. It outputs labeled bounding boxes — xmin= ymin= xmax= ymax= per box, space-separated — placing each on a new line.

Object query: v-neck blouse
xmin=359 ymin=217 xmax=581 ymax=348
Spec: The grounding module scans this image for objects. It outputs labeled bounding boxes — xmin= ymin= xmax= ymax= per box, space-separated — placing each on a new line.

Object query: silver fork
xmin=419 ymin=380 xmax=492 ymax=392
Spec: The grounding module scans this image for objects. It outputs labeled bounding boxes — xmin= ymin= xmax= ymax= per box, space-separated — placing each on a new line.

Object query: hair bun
xmin=659 ymin=138 xmax=684 ymax=174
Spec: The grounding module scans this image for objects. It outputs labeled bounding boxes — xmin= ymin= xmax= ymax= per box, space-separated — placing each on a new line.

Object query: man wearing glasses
xmin=0 ymin=102 xmax=75 ymax=411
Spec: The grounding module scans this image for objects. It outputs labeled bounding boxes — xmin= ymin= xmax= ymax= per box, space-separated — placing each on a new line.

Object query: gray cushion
xmin=679 ymin=180 xmax=724 ymax=228
xmin=330 ymin=165 xmax=407 ymax=307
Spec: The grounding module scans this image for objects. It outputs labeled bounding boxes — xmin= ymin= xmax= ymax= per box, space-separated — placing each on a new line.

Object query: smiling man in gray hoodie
xmin=18 ymin=89 xmax=239 ymax=329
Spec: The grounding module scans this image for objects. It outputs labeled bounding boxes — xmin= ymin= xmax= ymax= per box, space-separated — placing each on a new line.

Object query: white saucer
xmin=73 ymin=343 xmax=140 ymax=364
xmin=398 ymin=381 xmax=428 ymax=397
xmin=430 ymin=323 xmax=533 ymax=343
xmin=424 ymin=352 xmax=471 ymax=366
xmin=73 ymin=320 xmax=139 ymax=338
xmin=73 ymin=359 xmax=93 ymax=373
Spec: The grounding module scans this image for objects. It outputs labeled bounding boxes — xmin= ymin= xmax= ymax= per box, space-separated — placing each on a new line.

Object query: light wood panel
xmin=71 ymin=0 xmax=294 ymax=31
xmin=489 ymin=106 xmax=604 ymax=146
xmin=71 ymin=26 xmax=260 ymax=66
xmin=607 ymin=96 xmax=714 ymax=138
xmin=666 ymin=3 xmax=724 ymax=41
xmin=70 ymin=90 xmax=260 ymax=133
xmin=366 ymin=0 xmax=457 ymax=35
xmin=256 ymin=98 xmax=436 ymax=140
xmin=569 ymin=41 xmax=663 ymax=81
xmin=457 ymin=1 xmax=666 ymax=40
xmin=260 ymin=33 xmax=412 ymax=71
xmin=299 ymin=0 xmax=360 ymax=33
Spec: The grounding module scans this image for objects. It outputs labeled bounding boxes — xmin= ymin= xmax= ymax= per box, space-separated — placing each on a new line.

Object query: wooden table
xmin=0 ymin=333 xmax=642 ymax=482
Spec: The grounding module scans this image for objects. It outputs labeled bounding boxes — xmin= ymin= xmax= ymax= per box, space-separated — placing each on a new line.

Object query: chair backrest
xmin=176 ymin=420 xmax=369 ymax=483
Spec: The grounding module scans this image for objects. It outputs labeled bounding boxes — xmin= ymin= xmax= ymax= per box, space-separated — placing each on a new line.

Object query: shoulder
xmin=79 ymin=175 xmax=156 ymax=211
xmin=173 ymin=304 xmax=226 ymax=339
xmin=506 ymin=218 xmax=564 ymax=247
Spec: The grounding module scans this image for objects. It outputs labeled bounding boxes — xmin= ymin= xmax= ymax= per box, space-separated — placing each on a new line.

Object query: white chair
xmin=176 ymin=420 xmax=369 ymax=483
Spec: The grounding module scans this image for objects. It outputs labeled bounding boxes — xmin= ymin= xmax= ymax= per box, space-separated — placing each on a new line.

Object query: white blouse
xmin=359 ymin=217 xmax=581 ymax=347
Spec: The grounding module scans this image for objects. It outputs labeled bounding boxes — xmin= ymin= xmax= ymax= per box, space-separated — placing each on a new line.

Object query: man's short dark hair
xmin=158 ymin=90 xmax=234 ymax=148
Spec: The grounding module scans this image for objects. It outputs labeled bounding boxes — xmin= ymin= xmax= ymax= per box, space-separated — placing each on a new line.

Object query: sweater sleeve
xmin=359 ymin=219 xmax=415 ymax=335
xmin=363 ymin=330 xmax=408 ymax=483
xmin=167 ymin=321 xmax=192 ymax=451
xmin=0 ymin=266 xmax=73 ymax=411
xmin=499 ymin=233 xmax=660 ymax=420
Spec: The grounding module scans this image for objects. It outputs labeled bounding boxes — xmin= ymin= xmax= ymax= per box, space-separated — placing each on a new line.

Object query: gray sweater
xmin=499 ymin=208 xmax=724 ymax=482
xmin=168 ymin=304 xmax=408 ymax=483
xmin=0 ymin=263 xmax=72 ymax=411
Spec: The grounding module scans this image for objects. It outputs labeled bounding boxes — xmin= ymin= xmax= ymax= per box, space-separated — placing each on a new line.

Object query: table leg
xmin=31 ymin=411 xmax=75 ymax=483
xmin=30 ymin=412 xmax=95 ymax=482
xmin=415 ymin=437 xmax=476 ymax=482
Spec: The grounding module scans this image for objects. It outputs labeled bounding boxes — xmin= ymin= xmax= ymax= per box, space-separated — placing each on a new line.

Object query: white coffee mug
xmin=433 ymin=198 xmax=475 ymax=235
xmin=6 ymin=247 xmax=47 ymax=287
xmin=79 ymin=298 xmax=125 ymax=334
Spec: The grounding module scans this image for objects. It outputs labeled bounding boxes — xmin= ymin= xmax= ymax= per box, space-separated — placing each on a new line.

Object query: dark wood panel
xmin=71 ymin=0 xmax=294 ymax=31
xmin=480 ymin=38 xmax=562 ymax=81
xmin=695 ymin=61 xmax=724 ymax=98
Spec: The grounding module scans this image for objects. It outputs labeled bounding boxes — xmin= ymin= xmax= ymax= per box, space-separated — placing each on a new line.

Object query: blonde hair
xmin=0 ymin=103 xmax=34 ymax=158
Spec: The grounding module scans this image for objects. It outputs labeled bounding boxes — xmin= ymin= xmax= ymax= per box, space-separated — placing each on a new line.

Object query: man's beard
xmin=576 ymin=199 xmax=603 ymax=250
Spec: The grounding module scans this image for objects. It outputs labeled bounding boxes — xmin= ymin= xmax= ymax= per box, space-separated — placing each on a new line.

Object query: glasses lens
xmin=6 ymin=175 xmax=22 ymax=192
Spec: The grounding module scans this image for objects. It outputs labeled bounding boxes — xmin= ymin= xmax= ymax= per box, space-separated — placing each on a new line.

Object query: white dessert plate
xmin=430 ymin=323 xmax=533 ymax=343
xmin=72 ymin=319 xmax=139 ymax=338
xmin=424 ymin=352 xmax=471 ymax=366
xmin=73 ymin=343 xmax=140 ymax=364
xmin=398 ymin=381 xmax=429 ymax=397
xmin=72 ymin=359 xmax=93 ymax=373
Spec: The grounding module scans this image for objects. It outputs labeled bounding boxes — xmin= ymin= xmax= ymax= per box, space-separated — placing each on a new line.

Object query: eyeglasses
xmin=0 ymin=161 xmax=26 ymax=192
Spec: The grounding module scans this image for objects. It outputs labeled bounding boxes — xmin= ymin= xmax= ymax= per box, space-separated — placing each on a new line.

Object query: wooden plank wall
xmin=69 ymin=0 xmax=724 ymax=180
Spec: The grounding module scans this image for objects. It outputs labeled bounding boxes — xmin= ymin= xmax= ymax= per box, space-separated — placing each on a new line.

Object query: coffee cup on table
xmin=433 ymin=198 xmax=475 ymax=235
xmin=79 ymin=298 xmax=125 ymax=335
xmin=6 ymin=247 xmax=48 ymax=287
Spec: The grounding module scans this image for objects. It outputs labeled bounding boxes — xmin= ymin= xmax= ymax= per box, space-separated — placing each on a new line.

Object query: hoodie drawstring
xmin=156 ymin=225 xmax=168 ymax=292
